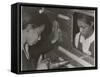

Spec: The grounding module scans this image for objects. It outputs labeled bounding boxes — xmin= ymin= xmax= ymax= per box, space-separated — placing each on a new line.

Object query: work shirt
xmin=75 ymin=31 xmax=95 ymax=58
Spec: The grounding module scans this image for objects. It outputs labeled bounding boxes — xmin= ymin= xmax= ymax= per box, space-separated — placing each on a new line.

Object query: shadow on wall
xmin=47 ymin=9 xmax=73 ymax=51
xmin=42 ymin=8 xmax=74 ymax=51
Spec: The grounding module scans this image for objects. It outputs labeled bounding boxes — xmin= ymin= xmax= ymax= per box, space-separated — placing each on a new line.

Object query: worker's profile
xmin=73 ymin=13 xmax=95 ymax=57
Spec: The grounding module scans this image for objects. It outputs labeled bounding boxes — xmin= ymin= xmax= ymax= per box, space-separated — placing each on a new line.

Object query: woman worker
xmin=75 ymin=13 xmax=94 ymax=57
xmin=21 ymin=10 xmax=61 ymax=70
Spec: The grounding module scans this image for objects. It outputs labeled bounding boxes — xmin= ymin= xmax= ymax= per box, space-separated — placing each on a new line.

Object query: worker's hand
xmin=84 ymin=51 xmax=92 ymax=56
xmin=37 ymin=55 xmax=48 ymax=70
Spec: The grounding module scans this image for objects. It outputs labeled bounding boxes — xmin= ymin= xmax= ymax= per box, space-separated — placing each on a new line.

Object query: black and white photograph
xmin=11 ymin=3 xmax=97 ymax=74
xmin=21 ymin=6 xmax=96 ymax=71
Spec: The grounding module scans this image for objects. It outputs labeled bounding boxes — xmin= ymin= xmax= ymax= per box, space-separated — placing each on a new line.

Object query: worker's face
xmin=26 ymin=24 xmax=45 ymax=46
xmin=77 ymin=20 xmax=90 ymax=36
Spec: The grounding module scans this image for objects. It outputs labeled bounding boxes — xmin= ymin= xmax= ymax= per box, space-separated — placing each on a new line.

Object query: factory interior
xmin=21 ymin=6 xmax=95 ymax=71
